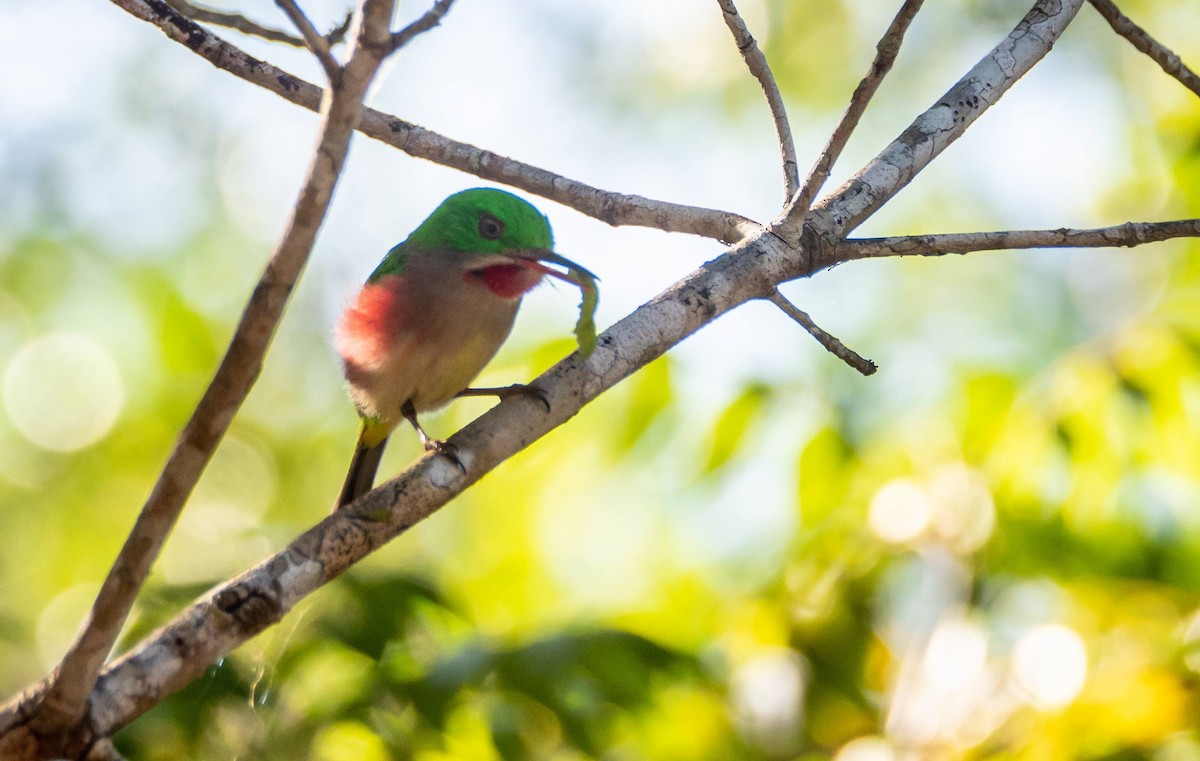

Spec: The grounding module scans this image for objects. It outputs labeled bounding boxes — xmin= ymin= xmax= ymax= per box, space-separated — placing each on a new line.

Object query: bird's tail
xmin=335 ymin=423 xmax=389 ymax=511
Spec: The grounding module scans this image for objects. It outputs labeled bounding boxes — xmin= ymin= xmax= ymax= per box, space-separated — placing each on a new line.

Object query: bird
xmin=333 ymin=188 xmax=595 ymax=509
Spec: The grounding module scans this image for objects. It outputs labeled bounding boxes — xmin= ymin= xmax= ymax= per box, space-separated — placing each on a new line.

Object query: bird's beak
xmin=507 ymin=248 xmax=598 ymax=288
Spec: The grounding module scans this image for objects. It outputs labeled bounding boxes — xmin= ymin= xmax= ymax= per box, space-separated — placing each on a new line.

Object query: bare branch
xmin=840 ymin=219 xmax=1200 ymax=259
xmin=786 ymin=0 xmax=924 ymax=225
xmin=795 ymin=0 xmax=1086 ymax=253
xmin=22 ymin=0 xmax=401 ymax=747
xmin=390 ymin=0 xmax=456 ymax=54
xmin=164 ymin=0 xmax=303 ymax=46
xmin=165 ymin=0 xmax=352 ymax=48
xmin=275 ymin=0 xmax=341 ymax=81
xmin=717 ymin=0 xmax=798 ymax=200
xmin=1088 ymin=0 xmax=1200 ymax=99
xmin=325 ymin=11 xmax=353 ymax=46
xmin=105 ymin=0 xmax=758 ymax=244
xmin=767 ymin=289 xmax=877 ymax=375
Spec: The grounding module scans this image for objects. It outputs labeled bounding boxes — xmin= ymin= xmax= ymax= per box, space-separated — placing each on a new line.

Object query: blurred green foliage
xmin=2 ymin=0 xmax=1200 ymax=759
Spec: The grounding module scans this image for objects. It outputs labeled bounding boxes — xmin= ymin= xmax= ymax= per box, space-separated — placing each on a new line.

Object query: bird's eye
xmin=478 ymin=214 xmax=505 ymax=240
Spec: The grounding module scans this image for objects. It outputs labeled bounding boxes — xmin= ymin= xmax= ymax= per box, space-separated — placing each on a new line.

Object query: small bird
xmin=334 ymin=188 xmax=594 ymax=509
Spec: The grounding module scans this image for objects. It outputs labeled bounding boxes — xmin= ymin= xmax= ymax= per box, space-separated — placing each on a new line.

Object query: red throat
xmin=465 ymin=262 xmax=545 ymax=300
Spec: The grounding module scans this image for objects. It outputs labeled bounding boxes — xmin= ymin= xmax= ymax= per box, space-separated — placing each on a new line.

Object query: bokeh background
xmin=3 ymin=0 xmax=1200 ymax=758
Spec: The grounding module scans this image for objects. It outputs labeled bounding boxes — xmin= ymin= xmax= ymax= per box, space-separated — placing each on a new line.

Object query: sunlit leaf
xmin=797 ymin=424 xmax=853 ymax=527
xmin=699 ymin=383 xmax=771 ymax=476
xmin=617 ymin=355 xmax=673 ymax=453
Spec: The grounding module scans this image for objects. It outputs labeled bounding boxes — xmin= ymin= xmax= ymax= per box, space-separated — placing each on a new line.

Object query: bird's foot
xmin=423 ymin=437 xmax=466 ymax=473
xmin=498 ymin=383 xmax=551 ymax=412
xmin=457 ymin=383 xmax=551 ymax=412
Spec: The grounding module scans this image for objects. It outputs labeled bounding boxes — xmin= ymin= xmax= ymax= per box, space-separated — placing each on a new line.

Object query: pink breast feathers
xmin=466 ymin=262 xmax=545 ymax=300
xmin=336 ymin=275 xmax=408 ymax=372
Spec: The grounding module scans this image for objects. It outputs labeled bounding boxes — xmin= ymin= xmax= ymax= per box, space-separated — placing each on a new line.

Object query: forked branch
xmin=274 ymin=0 xmax=341 ymax=81
xmin=165 ymin=0 xmax=350 ymax=48
xmin=105 ymin=0 xmax=759 ymax=244
xmin=798 ymin=0 xmax=1084 ymax=249
xmin=762 ymin=0 xmax=923 ymax=373
xmin=787 ymin=0 xmax=924 ymax=226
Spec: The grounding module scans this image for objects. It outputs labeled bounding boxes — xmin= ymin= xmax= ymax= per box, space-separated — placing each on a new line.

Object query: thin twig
xmin=786 ymin=0 xmax=924 ymax=226
xmin=717 ymin=0 xmax=798 ymax=200
xmin=102 ymin=0 xmax=760 ymax=244
xmin=391 ymin=0 xmax=456 ymax=53
xmin=325 ymin=11 xmax=353 ymax=46
xmin=166 ymin=0 xmax=352 ymax=48
xmin=275 ymin=0 xmax=342 ymax=81
xmin=164 ymin=0 xmax=302 ymax=46
xmin=1088 ymin=0 xmax=1200 ymax=99
xmin=26 ymin=0 xmax=401 ymax=747
xmin=767 ymin=289 xmax=877 ymax=375
xmin=840 ymin=219 xmax=1200 ymax=259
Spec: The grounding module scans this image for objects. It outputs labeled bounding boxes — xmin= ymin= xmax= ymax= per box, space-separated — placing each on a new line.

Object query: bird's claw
xmin=424 ymin=438 xmax=466 ymax=473
xmin=456 ymin=384 xmax=551 ymax=413
xmin=502 ymin=384 xmax=551 ymax=413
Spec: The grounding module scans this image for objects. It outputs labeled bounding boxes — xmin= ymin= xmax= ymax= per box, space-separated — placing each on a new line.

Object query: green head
xmin=413 ymin=188 xmax=554 ymax=253
xmin=370 ymin=188 xmax=556 ymax=282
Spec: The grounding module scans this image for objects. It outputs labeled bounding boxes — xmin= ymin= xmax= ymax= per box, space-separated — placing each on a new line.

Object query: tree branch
xmin=55 ymin=1 xmax=1091 ymax=735
xmin=793 ymin=0 xmax=1085 ymax=253
xmin=840 ymin=219 xmax=1200 ymax=259
xmin=8 ymin=0 xmax=404 ymax=753
xmin=103 ymin=0 xmax=759 ymax=244
xmin=164 ymin=0 xmax=348 ymax=48
xmin=717 ymin=0 xmax=798 ymax=200
xmin=1087 ymin=0 xmax=1200 ymax=99
xmin=766 ymin=289 xmax=877 ymax=375
xmin=786 ymin=0 xmax=924 ymax=224
xmin=325 ymin=11 xmax=353 ymax=47
xmin=390 ymin=0 xmax=455 ymax=54
xmin=274 ymin=0 xmax=341 ymax=81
